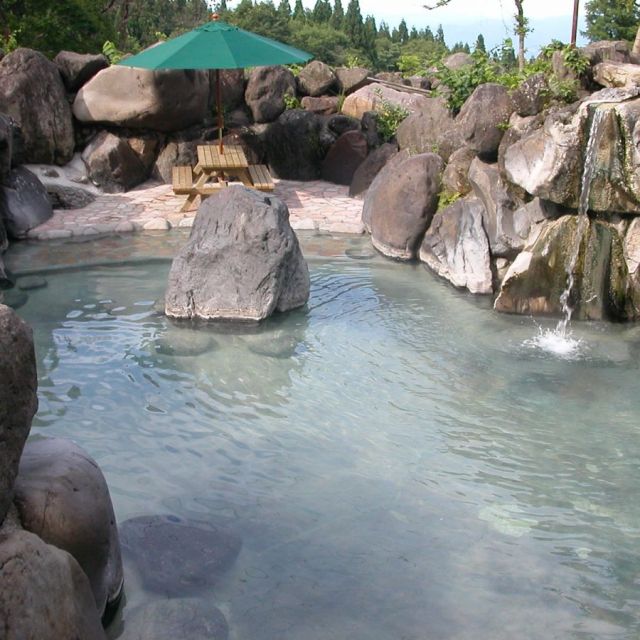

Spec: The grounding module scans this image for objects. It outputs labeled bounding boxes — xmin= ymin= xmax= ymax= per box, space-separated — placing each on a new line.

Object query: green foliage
xmin=0 ymin=30 xmax=20 ymax=53
xmin=283 ymin=93 xmax=301 ymax=109
xmin=562 ymin=46 xmax=590 ymax=76
xmin=374 ymin=90 xmax=409 ymax=142
xmin=288 ymin=23 xmax=350 ymax=67
xmin=546 ymin=77 xmax=580 ymax=104
xmin=437 ymin=190 xmax=461 ymax=211
xmin=397 ymin=54 xmax=422 ymax=77
xmin=584 ymin=0 xmax=640 ymax=42
xmin=102 ymin=40 xmax=124 ymax=64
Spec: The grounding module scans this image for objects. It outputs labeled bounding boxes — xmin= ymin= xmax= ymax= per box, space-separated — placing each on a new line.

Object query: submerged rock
xmin=124 ymin=598 xmax=228 ymax=640
xmin=120 ymin=515 xmax=241 ymax=596
xmin=165 ymin=186 xmax=309 ymax=322
xmin=14 ymin=437 xmax=124 ymax=618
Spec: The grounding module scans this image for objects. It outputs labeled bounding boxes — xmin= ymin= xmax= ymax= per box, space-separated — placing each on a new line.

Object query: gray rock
xmin=468 ymin=157 xmax=530 ymax=256
xmin=165 ymin=186 xmax=309 ymax=321
xmin=0 ymin=306 xmax=37 ymax=525
xmin=420 ymin=196 xmax=493 ymax=295
xmin=552 ymin=49 xmax=580 ymax=83
xmin=0 ymin=517 xmax=107 ymax=640
xmin=441 ymin=146 xmax=476 ymax=196
xmin=54 ymin=51 xmax=109 ymax=92
xmin=210 ymin=68 xmax=246 ymax=112
xmin=0 ymin=48 xmax=74 ymax=164
xmin=264 ymin=109 xmax=325 ymax=180
xmin=335 ymin=67 xmax=371 ymax=95
xmin=456 ymin=83 xmax=514 ymax=159
xmin=301 ymin=96 xmax=339 ymax=115
xmin=321 ymin=130 xmax=368 ymax=185
xmin=323 ymin=113 xmax=361 ymax=137
xmin=127 ymin=134 xmax=163 ymax=174
xmin=124 ymin=599 xmax=229 ymax=640
xmin=593 ymin=61 xmax=640 ymax=88
xmin=0 ymin=113 xmax=13 ymax=180
xmin=494 ymin=215 xmax=630 ymax=320
xmin=297 ymin=60 xmax=336 ymax=97
xmin=14 ymin=437 xmax=124 ymax=617
xmin=153 ymin=140 xmax=199 ymax=183
xmin=153 ymin=329 xmax=217 ymax=356
xmin=361 ymin=111 xmax=381 ymax=148
xmin=245 ymin=65 xmax=296 ymax=124
xmin=120 ymin=515 xmax=241 ymax=596
xmin=17 ymin=275 xmax=47 ymax=291
xmin=366 ymin=152 xmax=443 ymax=260
xmin=82 ymin=131 xmax=148 ymax=192
xmin=0 ymin=167 xmax=53 ymax=238
xmin=74 ymin=65 xmax=210 ymax=132
xmin=349 ymin=142 xmax=398 ymax=198
xmin=443 ymin=52 xmax=474 ymax=70
xmin=341 ymin=83 xmax=429 ymax=120
xmin=511 ymin=73 xmax=549 ymax=117
xmin=583 ymin=40 xmax=630 ymax=65
xmin=396 ymin=96 xmax=460 ymax=161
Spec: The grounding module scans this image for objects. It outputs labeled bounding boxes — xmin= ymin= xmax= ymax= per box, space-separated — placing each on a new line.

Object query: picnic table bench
xmin=172 ymin=144 xmax=274 ymax=212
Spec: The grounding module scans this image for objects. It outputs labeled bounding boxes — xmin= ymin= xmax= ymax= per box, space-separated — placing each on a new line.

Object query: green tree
xmin=277 ymin=0 xmax=291 ymax=19
xmin=584 ymin=0 xmax=640 ymax=41
xmin=233 ymin=0 xmax=291 ymax=41
xmin=475 ymin=33 xmax=486 ymax=53
xmin=378 ymin=20 xmax=390 ymax=38
xmin=331 ymin=0 xmax=344 ymax=29
xmin=312 ymin=0 xmax=333 ymax=23
xmin=397 ymin=18 xmax=409 ymax=44
xmin=287 ymin=22 xmax=349 ymax=65
xmin=344 ymin=0 xmax=364 ymax=46
xmin=292 ymin=0 xmax=306 ymax=21
xmin=435 ymin=24 xmax=446 ymax=46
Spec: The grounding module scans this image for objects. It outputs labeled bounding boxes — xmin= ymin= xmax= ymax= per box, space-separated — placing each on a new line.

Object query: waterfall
xmin=554 ymin=107 xmax=608 ymax=338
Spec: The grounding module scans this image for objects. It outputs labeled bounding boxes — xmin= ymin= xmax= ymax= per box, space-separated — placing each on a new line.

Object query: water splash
xmin=525 ymin=326 xmax=585 ymax=359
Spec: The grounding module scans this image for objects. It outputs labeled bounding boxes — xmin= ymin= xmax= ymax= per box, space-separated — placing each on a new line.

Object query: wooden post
xmin=571 ymin=0 xmax=580 ymax=46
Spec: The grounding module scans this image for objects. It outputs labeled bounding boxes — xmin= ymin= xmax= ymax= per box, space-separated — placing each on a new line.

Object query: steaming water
xmin=7 ymin=233 xmax=640 ymax=640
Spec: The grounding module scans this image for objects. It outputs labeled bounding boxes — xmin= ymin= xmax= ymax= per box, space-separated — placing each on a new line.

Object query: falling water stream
xmin=531 ymin=107 xmax=608 ymax=358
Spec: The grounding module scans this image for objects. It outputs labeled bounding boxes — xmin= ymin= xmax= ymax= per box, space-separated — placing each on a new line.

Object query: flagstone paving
xmin=27 ymin=179 xmax=365 ymax=241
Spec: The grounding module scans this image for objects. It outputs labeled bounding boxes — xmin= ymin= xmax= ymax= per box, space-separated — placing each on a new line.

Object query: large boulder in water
xmin=364 ymin=151 xmax=443 ymax=260
xmin=73 ymin=65 xmax=210 ymax=132
xmin=165 ymin=186 xmax=309 ymax=321
xmin=0 ymin=167 xmax=53 ymax=238
xmin=0 ymin=305 xmax=37 ymax=525
xmin=419 ymin=196 xmax=493 ymax=295
xmin=14 ymin=437 xmax=124 ymax=618
xmin=0 ymin=516 xmax=107 ymax=640
xmin=245 ymin=65 xmax=296 ymax=124
xmin=0 ymin=49 xmax=74 ymax=165
xmin=494 ymin=215 xmax=630 ymax=320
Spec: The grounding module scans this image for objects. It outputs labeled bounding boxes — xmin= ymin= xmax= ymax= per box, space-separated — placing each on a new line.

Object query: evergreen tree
xmin=362 ymin=13 xmax=378 ymax=58
xmin=474 ymin=33 xmax=486 ymax=53
xmin=584 ymin=0 xmax=640 ymax=41
xmin=277 ymin=0 xmax=291 ymax=19
xmin=435 ymin=24 xmax=445 ymax=46
xmin=423 ymin=26 xmax=434 ymax=41
xmin=331 ymin=0 xmax=344 ymax=29
xmin=344 ymin=0 xmax=364 ymax=45
xmin=292 ymin=0 xmax=306 ymax=21
xmin=216 ymin=0 xmax=228 ymax=13
xmin=312 ymin=0 xmax=332 ymax=22
xmin=409 ymin=26 xmax=419 ymax=40
xmin=397 ymin=18 xmax=409 ymax=44
xmin=391 ymin=26 xmax=400 ymax=43
xmin=378 ymin=20 xmax=390 ymax=38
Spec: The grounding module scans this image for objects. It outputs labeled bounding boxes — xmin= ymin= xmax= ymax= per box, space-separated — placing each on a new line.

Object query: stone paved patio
xmin=27 ymin=179 xmax=365 ymax=241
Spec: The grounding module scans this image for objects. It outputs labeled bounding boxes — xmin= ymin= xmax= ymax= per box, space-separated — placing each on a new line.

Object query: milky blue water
xmin=7 ymin=232 xmax=640 ymax=640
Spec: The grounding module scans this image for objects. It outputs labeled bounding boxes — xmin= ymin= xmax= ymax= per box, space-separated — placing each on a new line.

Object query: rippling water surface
xmin=8 ymin=232 xmax=640 ymax=640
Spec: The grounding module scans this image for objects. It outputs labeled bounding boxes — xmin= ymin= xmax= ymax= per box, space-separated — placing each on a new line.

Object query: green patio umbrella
xmin=117 ymin=16 xmax=312 ymax=151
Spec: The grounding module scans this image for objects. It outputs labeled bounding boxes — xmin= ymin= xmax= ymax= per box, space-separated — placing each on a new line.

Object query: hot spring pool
xmin=6 ymin=232 xmax=640 ymax=639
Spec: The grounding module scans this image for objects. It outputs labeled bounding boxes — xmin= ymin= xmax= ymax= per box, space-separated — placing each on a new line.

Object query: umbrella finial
xmin=210 ymin=12 xmax=220 ymax=21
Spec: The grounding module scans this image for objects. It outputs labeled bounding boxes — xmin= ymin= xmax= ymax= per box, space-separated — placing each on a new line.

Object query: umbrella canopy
xmin=117 ymin=18 xmax=313 ymax=151
xmin=116 ymin=19 xmax=312 ymax=70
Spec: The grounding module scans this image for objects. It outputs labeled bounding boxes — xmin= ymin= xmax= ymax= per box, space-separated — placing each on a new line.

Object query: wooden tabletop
xmin=197 ymin=144 xmax=248 ymax=170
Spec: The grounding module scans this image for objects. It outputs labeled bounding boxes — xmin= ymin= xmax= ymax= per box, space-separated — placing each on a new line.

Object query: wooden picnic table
xmin=173 ymin=144 xmax=274 ymax=212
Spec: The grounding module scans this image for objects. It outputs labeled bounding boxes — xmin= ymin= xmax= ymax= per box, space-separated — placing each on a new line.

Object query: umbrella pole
xmin=216 ymin=69 xmax=224 ymax=153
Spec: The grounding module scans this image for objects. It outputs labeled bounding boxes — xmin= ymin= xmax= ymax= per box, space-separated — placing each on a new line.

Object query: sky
xmin=279 ymin=0 xmax=588 ymax=55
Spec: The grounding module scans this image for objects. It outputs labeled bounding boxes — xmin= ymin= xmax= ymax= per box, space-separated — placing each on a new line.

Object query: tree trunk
xmin=515 ymin=0 xmax=526 ymax=72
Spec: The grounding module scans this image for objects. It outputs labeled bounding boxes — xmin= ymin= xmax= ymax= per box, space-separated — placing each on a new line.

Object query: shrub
xmin=374 ymin=89 xmax=409 ymax=142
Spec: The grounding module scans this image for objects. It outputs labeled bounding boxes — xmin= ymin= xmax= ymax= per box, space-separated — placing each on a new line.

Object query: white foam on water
xmin=524 ymin=327 xmax=585 ymax=359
